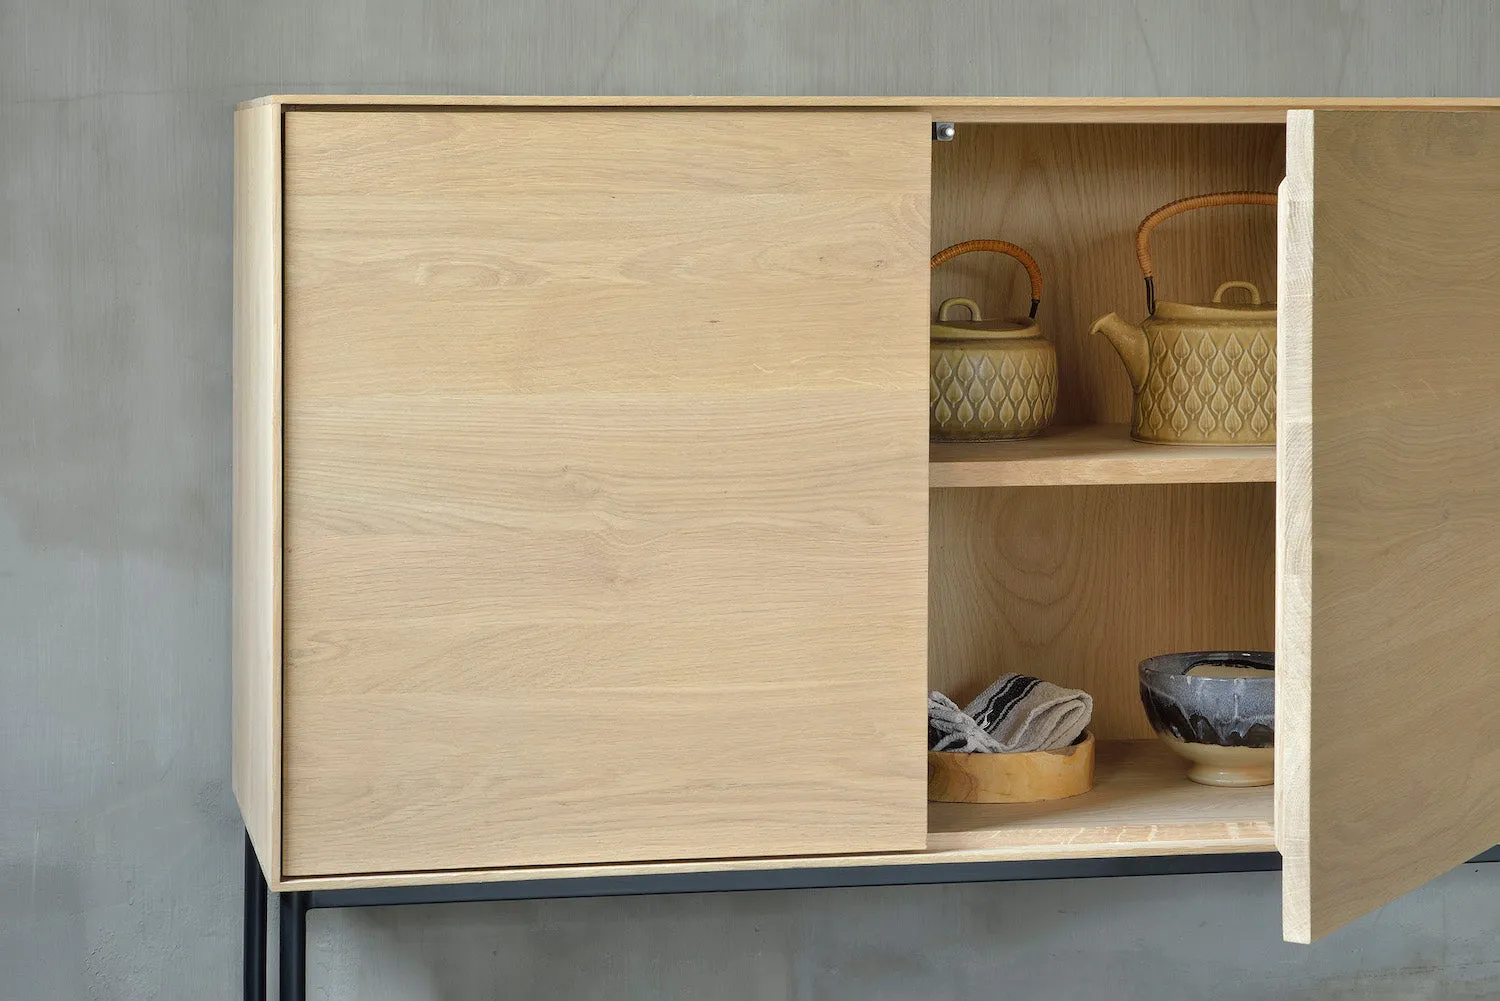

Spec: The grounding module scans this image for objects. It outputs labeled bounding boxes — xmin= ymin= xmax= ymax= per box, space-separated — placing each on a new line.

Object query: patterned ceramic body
xmin=930 ymin=298 xmax=1057 ymax=441
xmin=1094 ymin=281 xmax=1276 ymax=446
xmin=1133 ymin=303 xmax=1276 ymax=445
xmin=1138 ymin=650 xmax=1275 ymax=787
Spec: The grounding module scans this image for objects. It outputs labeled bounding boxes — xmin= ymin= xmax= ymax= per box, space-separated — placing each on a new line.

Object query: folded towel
xmin=929 ymin=674 xmax=1093 ymax=753
xmin=928 ymin=692 xmax=1003 ymax=753
xmin=966 ymin=673 xmax=1093 ymax=752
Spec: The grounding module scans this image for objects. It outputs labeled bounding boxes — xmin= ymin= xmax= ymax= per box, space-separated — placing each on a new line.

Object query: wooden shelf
xmin=926 ymin=738 xmax=1273 ymax=860
xmin=929 ymin=424 xmax=1276 ymax=488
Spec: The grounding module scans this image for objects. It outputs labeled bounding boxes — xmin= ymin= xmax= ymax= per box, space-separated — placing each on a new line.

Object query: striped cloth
xmin=929 ymin=674 xmax=1092 ymax=753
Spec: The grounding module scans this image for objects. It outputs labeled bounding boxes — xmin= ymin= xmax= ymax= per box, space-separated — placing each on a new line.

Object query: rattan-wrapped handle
xmin=931 ymin=239 xmax=1043 ymax=319
xmin=1136 ymin=191 xmax=1277 ymax=313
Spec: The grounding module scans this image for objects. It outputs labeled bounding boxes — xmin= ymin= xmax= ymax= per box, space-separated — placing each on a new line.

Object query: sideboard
xmin=233 ymin=95 xmax=1500 ymax=999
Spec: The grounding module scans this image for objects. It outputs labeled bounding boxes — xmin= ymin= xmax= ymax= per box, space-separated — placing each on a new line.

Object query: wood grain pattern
xmin=932 ymin=123 xmax=1286 ymax=428
xmin=230 ymin=103 xmax=282 ymax=884
xmin=1274 ymin=120 xmax=1314 ymax=941
xmin=930 ymin=484 xmax=1275 ymax=741
xmin=928 ymin=738 xmax=1270 ymax=850
xmin=929 ymin=424 xmax=1275 ymax=487
xmin=243 ymin=95 xmax=1500 ymax=123
xmin=1277 ymin=110 xmax=1500 ymax=944
xmin=279 ymin=110 xmax=931 ymax=877
xmin=928 ymin=732 xmax=1095 ymax=803
xmin=271 ymin=739 xmax=1273 ymax=892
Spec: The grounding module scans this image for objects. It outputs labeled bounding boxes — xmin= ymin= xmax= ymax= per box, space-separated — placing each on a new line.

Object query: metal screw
xmin=933 ymin=122 xmax=956 ymax=141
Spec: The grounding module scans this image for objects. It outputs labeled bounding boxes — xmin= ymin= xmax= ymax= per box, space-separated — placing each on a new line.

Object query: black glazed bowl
xmin=1138 ymin=650 xmax=1275 ymax=786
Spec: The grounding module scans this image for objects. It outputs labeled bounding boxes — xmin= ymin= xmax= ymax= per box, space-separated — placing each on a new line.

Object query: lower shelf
xmin=926 ymin=738 xmax=1274 ymax=859
xmin=277 ymin=739 xmax=1274 ymax=892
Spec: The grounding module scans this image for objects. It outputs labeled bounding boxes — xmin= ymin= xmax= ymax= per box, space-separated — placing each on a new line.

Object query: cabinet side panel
xmin=231 ymin=103 xmax=282 ymax=882
xmin=280 ymin=110 xmax=930 ymax=876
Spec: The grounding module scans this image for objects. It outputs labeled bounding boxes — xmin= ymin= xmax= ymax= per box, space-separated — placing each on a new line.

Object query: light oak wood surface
xmin=236 ymin=99 xmax=1499 ymax=908
xmin=231 ymin=103 xmax=282 ymax=883
xmin=929 ymin=424 xmax=1275 ymax=487
xmin=279 ymin=110 xmax=931 ymax=877
xmin=928 ymin=732 xmax=1095 ymax=804
xmin=1274 ymin=123 xmax=1313 ymax=942
xmin=1276 ymin=109 xmax=1500 ymax=944
xmin=928 ymin=738 xmax=1270 ymax=851
xmin=243 ymin=95 xmax=1500 ymax=124
xmin=271 ymin=738 xmax=1273 ymax=891
xmin=930 ymin=484 xmax=1275 ymax=741
xmin=932 ymin=122 xmax=1285 ymax=428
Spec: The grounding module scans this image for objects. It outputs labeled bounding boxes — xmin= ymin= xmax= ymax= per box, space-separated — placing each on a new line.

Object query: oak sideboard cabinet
xmin=233 ymin=97 xmax=1500 ymax=985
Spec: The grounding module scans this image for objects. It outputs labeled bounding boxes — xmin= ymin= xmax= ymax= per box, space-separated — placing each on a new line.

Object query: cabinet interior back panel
xmin=930 ymin=484 xmax=1275 ymax=739
xmin=932 ymin=123 xmax=1285 ymax=426
xmin=279 ymin=110 xmax=931 ymax=877
xmin=928 ymin=123 xmax=1283 ymax=735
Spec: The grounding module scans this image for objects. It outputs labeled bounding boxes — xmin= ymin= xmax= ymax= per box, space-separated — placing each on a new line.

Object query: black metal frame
xmin=242 ymin=829 xmax=1500 ymax=1000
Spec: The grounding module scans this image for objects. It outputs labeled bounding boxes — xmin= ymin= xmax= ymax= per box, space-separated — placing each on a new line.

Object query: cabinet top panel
xmin=242 ymin=95 xmax=1500 ymax=123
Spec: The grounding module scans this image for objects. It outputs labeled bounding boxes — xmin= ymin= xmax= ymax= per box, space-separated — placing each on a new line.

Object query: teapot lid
xmin=930 ymin=297 xmax=1040 ymax=340
xmin=1154 ymin=280 xmax=1275 ymax=319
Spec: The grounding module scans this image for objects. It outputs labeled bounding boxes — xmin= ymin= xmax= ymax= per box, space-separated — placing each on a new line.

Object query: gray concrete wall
xmin=3 ymin=2 xmax=1499 ymax=998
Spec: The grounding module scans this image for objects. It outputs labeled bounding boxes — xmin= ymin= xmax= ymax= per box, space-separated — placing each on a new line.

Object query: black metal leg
xmin=244 ymin=831 xmax=267 ymax=1001
xmin=279 ymin=890 xmax=310 ymax=1001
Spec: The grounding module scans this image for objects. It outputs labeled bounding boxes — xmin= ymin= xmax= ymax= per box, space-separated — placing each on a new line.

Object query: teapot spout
xmin=1090 ymin=312 xmax=1151 ymax=394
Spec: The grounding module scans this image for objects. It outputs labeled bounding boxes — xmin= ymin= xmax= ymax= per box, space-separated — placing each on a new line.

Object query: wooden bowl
xmin=927 ymin=731 xmax=1095 ymax=804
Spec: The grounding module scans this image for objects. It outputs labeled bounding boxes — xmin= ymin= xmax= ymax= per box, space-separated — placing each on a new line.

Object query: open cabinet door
xmin=1277 ymin=110 xmax=1500 ymax=943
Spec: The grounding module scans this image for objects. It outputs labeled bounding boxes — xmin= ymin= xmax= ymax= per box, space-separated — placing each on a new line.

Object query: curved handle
xmin=937 ymin=297 xmax=983 ymax=322
xmin=931 ymin=239 xmax=1043 ymax=319
xmin=1213 ymin=280 xmax=1262 ymax=305
xmin=1135 ymin=191 xmax=1277 ymax=314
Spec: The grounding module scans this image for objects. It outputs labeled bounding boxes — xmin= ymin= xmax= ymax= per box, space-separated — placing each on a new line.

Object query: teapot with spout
xmin=1090 ymin=192 xmax=1278 ymax=445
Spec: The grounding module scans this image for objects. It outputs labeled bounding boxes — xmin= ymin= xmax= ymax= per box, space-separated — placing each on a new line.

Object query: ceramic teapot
xmin=1090 ymin=192 xmax=1278 ymax=445
xmin=930 ymin=240 xmax=1057 ymax=441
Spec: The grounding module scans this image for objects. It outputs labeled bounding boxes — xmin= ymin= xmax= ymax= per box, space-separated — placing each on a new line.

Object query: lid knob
xmin=937 ymin=297 xmax=982 ymax=322
xmin=1213 ymin=280 xmax=1263 ymax=305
